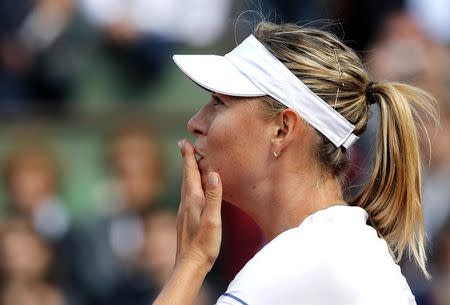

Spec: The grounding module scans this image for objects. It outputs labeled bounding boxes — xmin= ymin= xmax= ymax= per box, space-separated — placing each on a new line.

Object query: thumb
xmin=202 ymin=172 xmax=223 ymax=221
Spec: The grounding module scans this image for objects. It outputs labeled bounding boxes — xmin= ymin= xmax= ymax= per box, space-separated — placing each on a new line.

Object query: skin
xmin=153 ymin=93 xmax=344 ymax=305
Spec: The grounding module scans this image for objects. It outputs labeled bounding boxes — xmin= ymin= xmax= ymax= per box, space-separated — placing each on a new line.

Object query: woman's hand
xmin=153 ymin=139 xmax=223 ymax=305
xmin=176 ymin=139 xmax=223 ymax=273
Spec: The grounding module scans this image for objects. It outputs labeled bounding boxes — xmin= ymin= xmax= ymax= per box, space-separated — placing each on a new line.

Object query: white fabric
xmin=173 ymin=55 xmax=265 ymax=97
xmin=173 ymin=35 xmax=358 ymax=148
xmin=216 ymin=205 xmax=416 ymax=305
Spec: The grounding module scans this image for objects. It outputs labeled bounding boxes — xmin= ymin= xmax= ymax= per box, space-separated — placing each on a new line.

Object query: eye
xmin=212 ymin=95 xmax=225 ymax=106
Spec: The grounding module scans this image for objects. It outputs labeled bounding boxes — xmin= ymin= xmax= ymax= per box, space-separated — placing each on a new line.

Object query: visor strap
xmin=225 ymin=35 xmax=358 ymax=149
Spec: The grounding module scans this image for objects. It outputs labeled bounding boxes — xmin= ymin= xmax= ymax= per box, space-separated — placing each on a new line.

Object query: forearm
xmin=153 ymin=261 xmax=209 ymax=305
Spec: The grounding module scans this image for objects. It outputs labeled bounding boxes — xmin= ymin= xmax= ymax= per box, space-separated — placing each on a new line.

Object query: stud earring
xmin=273 ymin=152 xmax=278 ymax=158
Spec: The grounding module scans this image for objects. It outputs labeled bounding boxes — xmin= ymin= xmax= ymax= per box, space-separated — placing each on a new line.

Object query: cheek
xmin=206 ymin=116 xmax=268 ymax=197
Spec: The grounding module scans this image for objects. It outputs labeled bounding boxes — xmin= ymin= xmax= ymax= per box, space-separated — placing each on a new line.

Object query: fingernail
xmin=208 ymin=173 xmax=219 ymax=186
xmin=177 ymin=140 xmax=184 ymax=150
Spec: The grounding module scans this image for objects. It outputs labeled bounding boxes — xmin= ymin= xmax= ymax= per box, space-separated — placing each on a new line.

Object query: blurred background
xmin=0 ymin=0 xmax=449 ymax=304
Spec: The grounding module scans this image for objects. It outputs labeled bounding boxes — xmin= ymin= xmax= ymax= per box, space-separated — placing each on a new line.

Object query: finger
xmin=201 ymin=172 xmax=223 ymax=225
xmin=178 ymin=139 xmax=203 ymax=198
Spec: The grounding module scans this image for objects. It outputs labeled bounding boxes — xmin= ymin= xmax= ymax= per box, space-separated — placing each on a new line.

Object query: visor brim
xmin=172 ymin=55 xmax=265 ymax=97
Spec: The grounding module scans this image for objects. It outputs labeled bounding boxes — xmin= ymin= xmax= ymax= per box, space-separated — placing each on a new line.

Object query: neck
xmin=235 ymin=160 xmax=345 ymax=241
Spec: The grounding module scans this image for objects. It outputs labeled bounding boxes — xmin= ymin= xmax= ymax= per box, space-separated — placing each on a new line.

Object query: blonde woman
xmin=153 ymin=22 xmax=436 ymax=305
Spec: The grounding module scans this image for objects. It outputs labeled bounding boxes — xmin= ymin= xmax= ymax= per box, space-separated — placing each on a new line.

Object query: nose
xmin=187 ymin=108 xmax=207 ymax=137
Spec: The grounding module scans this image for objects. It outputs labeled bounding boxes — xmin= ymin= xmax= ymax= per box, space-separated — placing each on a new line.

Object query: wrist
xmin=175 ymin=257 xmax=211 ymax=278
xmin=153 ymin=257 xmax=210 ymax=305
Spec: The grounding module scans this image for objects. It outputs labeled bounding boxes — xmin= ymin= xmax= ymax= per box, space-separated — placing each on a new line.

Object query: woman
xmin=153 ymin=22 xmax=437 ymax=305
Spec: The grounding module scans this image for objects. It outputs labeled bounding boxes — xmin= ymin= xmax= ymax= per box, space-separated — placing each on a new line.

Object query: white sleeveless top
xmin=215 ymin=205 xmax=416 ymax=305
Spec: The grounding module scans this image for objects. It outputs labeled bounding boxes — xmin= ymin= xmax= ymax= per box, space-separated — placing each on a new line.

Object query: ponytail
xmin=351 ymin=82 xmax=437 ymax=278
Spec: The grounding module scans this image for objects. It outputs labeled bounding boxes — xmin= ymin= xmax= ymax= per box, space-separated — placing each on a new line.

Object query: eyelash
xmin=212 ymin=96 xmax=224 ymax=106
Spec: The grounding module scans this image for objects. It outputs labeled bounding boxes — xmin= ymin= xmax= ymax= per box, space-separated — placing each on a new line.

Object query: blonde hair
xmin=253 ymin=22 xmax=437 ymax=277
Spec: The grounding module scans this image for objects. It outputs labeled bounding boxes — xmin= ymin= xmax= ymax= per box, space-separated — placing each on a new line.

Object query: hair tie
xmin=365 ymin=81 xmax=376 ymax=105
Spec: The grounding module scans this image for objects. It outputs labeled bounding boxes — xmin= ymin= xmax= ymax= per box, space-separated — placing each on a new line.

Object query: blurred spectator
xmin=367 ymin=12 xmax=450 ymax=88
xmin=0 ymin=217 xmax=67 ymax=305
xmin=2 ymin=143 xmax=70 ymax=243
xmin=139 ymin=211 xmax=177 ymax=288
xmin=95 ymin=121 xmax=165 ymax=215
xmin=430 ymin=218 xmax=450 ymax=305
xmin=139 ymin=210 xmax=214 ymax=305
xmin=80 ymin=0 xmax=231 ymax=47
xmin=1 ymin=282 xmax=65 ymax=305
xmin=78 ymin=0 xmax=231 ymax=100
xmin=244 ymin=0 xmax=404 ymax=52
xmin=0 ymin=0 xmax=90 ymax=116
xmin=407 ymin=0 xmax=450 ymax=44
xmin=423 ymin=117 xmax=450 ymax=240
xmin=1 ymin=142 xmax=83 ymax=305
xmin=77 ymin=121 xmax=165 ymax=305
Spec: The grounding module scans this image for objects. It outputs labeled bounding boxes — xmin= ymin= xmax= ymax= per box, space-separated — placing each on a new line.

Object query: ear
xmin=270 ymin=109 xmax=305 ymax=155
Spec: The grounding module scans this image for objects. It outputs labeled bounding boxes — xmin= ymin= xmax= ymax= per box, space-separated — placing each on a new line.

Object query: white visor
xmin=173 ymin=35 xmax=358 ymax=148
